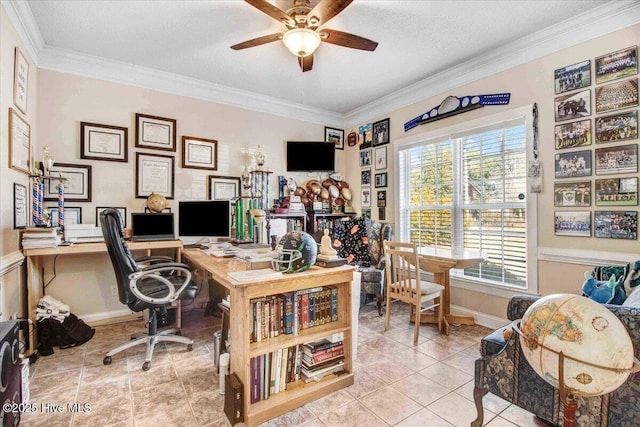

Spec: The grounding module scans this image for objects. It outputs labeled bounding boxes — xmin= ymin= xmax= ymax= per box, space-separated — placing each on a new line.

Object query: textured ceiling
xmin=26 ymin=0 xmax=611 ymax=114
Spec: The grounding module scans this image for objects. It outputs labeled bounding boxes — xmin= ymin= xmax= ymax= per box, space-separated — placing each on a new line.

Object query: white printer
xmin=64 ymin=224 xmax=104 ymax=243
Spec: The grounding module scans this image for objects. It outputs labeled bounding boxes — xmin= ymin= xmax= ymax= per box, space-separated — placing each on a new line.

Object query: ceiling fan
xmin=231 ymin=0 xmax=378 ymax=72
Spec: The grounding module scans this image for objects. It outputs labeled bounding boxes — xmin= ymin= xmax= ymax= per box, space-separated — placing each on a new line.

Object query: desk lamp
xmin=515 ymin=294 xmax=639 ymax=427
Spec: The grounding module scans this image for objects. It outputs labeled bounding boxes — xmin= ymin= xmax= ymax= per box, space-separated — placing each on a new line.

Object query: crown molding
xmin=37 ymin=46 xmax=343 ymax=126
xmin=1 ymin=0 xmax=44 ymax=63
xmin=343 ymin=1 xmax=640 ymax=127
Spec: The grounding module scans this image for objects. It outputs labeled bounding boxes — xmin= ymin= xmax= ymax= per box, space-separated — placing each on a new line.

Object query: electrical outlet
xmin=111 ymin=286 xmax=117 ymax=296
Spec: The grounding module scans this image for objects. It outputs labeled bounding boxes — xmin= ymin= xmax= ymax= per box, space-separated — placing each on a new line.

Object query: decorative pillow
xmin=332 ymin=218 xmax=370 ymax=266
xmin=625 ymin=260 xmax=640 ymax=290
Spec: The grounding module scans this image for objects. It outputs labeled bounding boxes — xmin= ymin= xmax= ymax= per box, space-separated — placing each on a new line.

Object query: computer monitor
xmin=178 ymin=200 xmax=230 ymax=244
xmin=131 ymin=213 xmax=175 ymax=241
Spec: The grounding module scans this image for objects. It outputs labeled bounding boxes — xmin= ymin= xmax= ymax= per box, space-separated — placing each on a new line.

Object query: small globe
xmin=146 ymin=193 xmax=167 ymax=213
xmin=519 ymin=293 xmax=634 ymax=396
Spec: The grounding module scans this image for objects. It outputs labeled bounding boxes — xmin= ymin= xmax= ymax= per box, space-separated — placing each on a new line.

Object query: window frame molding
xmin=394 ymin=105 xmax=538 ymax=295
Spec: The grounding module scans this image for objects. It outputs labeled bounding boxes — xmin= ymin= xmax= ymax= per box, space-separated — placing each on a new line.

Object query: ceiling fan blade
xmin=307 ymin=0 xmax=353 ymax=27
xmin=244 ymin=0 xmax=295 ymax=27
xmin=230 ymin=33 xmax=283 ymax=50
xmin=298 ymin=54 xmax=314 ymax=72
xmin=321 ymin=29 xmax=378 ymax=51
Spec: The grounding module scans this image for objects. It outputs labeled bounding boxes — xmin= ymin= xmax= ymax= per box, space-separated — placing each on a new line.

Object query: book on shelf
xmin=301 ymin=359 xmax=345 ymax=383
xmin=302 ymin=346 xmax=344 ymax=366
xmin=304 ymin=338 xmax=343 ymax=353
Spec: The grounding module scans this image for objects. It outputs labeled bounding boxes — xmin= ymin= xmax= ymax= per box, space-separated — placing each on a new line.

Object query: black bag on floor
xmin=38 ymin=313 xmax=95 ymax=356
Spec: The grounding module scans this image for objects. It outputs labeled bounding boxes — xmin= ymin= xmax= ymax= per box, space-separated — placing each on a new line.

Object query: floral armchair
xmin=332 ymin=218 xmax=392 ymax=316
xmin=472 ymin=295 xmax=640 ymax=427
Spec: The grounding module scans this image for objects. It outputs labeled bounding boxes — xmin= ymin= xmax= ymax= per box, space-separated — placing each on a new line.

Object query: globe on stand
xmin=146 ymin=193 xmax=167 ymax=213
xmin=515 ymin=293 xmax=639 ymax=427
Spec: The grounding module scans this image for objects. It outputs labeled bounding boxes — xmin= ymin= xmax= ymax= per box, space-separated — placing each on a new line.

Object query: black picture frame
xmin=14 ymin=183 xmax=27 ymax=229
xmin=80 ymin=122 xmax=128 ymax=162
xmin=208 ymin=175 xmax=241 ymax=200
xmin=361 ymin=168 xmax=371 ymax=186
xmin=324 ymin=127 xmax=344 ymax=150
xmin=48 ymin=206 xmax=82 ymax=227
xmin=375 ymin=172 xmax=388 ymax=188
xmin=377 ymin=190 xmax=386 ymax=207
xmin=135 ymin=113 xmax=177 ymax=152
xmin=372 ymin=118 xmax=390 ymax=146
xmin=44 ymin=163 xmax=92 ymax=202
xmin=553 ymin=181 xmax=591 ymax=207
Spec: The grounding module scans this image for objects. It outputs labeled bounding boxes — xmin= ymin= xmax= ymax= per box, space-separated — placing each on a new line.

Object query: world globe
xmin=518 ymin=293 xmax=635 ymax=397
xmin=146 ymin=193 xmax=167 ymax=213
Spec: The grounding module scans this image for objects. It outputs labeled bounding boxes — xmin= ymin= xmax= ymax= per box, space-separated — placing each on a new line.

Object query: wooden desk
xmin=415 ymin=247 xmax=484 ymax=335
xmin=182 ymin=249 xmax=355 ymax=427
xmin=23 ymin=240 xmax=183 ymax=357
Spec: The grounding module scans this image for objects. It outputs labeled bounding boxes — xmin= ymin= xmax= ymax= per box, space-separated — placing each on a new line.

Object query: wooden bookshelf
xmin=181 ymin=250 xmax=355 ymax=427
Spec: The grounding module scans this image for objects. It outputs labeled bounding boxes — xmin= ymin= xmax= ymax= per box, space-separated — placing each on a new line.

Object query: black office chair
xmin=100 ymin=208 xmax=197 ymax=370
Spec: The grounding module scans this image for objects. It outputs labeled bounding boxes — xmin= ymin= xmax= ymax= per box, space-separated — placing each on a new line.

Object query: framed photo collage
xmin=355 ymin=118 xmax=390 ymax=220
xmin=553 ymin=46 xmax=639 ymax=239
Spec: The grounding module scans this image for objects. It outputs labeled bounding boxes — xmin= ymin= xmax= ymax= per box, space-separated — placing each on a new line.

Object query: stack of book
xmin=249 ymin=345 xmax=302 ymax=403
xmin=21 ymin=227 xmax=62 ymax=249
xmin=300 ymin=338 xmax=345 ymax=383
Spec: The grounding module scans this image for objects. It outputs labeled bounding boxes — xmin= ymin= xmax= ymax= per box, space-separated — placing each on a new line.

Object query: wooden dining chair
xmin=383 ymin=240 xmax=444 ymax=344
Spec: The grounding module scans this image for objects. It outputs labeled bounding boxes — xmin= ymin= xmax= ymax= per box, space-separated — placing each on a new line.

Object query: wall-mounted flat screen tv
xmin=286 ymin=141 xmax=335 ymax=172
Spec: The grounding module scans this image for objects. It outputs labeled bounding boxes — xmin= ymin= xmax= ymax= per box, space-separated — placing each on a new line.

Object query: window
xmin=397 ymin=107 xmax=536 ymax=292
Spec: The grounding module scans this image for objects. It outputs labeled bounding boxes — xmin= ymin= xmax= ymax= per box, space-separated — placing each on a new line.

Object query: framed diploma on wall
xmin=135 ymin=113 xmax=176 ymax=151
xmin=208 ymin=175 xmax=240 ymax=200
xmin=44 ymin=163 xmax=92 ymax=202
xmin=81 ymin=122 xmax=128 ymax=162
xmin=8 ymin=108 xmax=31 ymax=175
xmin=135 ymin=153 xmax=175 ymax=199
xmin=182 ymin=136 xmax=218 ymax=170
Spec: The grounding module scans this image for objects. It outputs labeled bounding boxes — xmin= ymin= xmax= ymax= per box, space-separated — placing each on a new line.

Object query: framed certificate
xmin=44 ymin=163 xmax=92 ymax=202
xmin=136 ymin=153 xmax=175 ymax=199
xmin=14 ymin=183 xmax=27 ymax=229
xmin=182 ymin=136 xmax=217 ymax=170
xmin=81 ymin=122 xmax=128 ymax=162
xmin=13 ymin=47 xmax=28 ymax=115
xmin=208 ymin=175 xmax=240 ymax=200
xmin=8 ymin=108 xmax=31 ymax=175
xmin=135 ymin=113 xmax=176 ymax=151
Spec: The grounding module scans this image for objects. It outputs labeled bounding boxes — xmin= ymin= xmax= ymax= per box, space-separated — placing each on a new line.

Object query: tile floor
xmin=20 ymin=303 xmax=551 ymax=427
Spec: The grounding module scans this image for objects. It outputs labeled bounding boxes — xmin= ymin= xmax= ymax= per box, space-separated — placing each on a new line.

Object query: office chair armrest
xmin=135 ymin=255 xmax=175 ymax=264
xmin=128 ymin=265 xmax=192 ymax=305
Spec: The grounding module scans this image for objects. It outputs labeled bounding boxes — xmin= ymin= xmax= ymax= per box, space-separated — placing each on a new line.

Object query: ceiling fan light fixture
xmin=283 ymin=28 xmax=321 ymax=57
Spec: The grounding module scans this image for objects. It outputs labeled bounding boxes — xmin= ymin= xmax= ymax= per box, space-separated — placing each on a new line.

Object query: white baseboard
xmin=81 ymin=308 xmax=137 ymax=325
xmin=451 ymin=304 xmax=508 ymax=330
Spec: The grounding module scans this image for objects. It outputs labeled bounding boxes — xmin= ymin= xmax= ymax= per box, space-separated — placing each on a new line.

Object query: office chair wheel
xmin=142 ymin=361 xmax=151 ymax=371
xmin=103 ymin=356 xmax=112 ymax=365
xmin=187 ymin=343 xmax=193 ymax=351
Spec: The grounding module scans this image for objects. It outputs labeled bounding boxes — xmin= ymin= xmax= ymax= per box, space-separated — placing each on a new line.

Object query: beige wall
xmin=0 ymin=5 xmax=37 ymax=319
xmin=35 ymin=69 xmax=343 ymax=318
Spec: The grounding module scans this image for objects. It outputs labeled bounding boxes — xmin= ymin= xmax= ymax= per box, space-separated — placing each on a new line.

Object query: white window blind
xmin=398 ymin=118 xmax=528 ymax=288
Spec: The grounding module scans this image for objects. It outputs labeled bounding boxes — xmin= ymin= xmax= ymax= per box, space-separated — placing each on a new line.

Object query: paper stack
xmin=22 ymin=227 xmax=62 ymax=249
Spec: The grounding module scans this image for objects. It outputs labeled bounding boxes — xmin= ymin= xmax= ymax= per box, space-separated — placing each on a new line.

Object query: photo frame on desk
xmin=182 ymin=136 xmax=217 ymax=170
xmin=13 ymin=46 xmax=29 ymax=115
xmin=96 ymin=207 xmax=127 ymax=228
xmin=81 ymin=122 xmax=128 ymax=162
xmin=9 ymin=108 xmax=30 ymax=175
xmin=208 ymin=175 xmax=240 ymax=200
xmin=135 ymin=153 xmax=174 ymax=199
xmin=14 ymin=183 xmax=27 ymax=229
xmin=48 ymin=206 xmax=81 ymax=227
xmin=135 ymin=113 xmax=176 ymax=152
xmin=44 ymin=163 xmax=92 ymax=202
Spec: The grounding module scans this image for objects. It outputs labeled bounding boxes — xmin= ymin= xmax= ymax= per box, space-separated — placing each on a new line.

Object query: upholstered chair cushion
xmin=332 ymin=218 xmax=370 ymax=266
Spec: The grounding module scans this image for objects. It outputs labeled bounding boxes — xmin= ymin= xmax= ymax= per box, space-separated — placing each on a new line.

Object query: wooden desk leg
xmin=26 ymin=256 xmax=43 ymax=357
xmin=418 ymin=270 xmax=475 ymax=333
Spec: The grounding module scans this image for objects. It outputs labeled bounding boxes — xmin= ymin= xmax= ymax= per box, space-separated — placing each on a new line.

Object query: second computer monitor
xmin=178 ymin=200 xmax=230 ymax=243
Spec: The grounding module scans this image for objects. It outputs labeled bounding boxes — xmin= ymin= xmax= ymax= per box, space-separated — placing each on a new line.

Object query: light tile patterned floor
xmin=20 ymin=303 xmax=552 ymax=427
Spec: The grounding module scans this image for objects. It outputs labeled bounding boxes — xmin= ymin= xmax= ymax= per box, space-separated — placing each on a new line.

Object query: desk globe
xmin=146 ymin=193 xmax=167 ymax=213
xmin=517 ymin=293 xmax=637 ymax=427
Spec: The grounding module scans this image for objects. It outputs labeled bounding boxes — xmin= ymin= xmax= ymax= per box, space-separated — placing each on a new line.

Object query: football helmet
xmin=271 ymin=231 xmax=317 ymax=273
